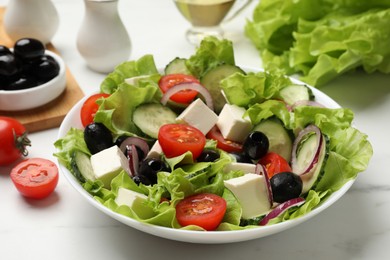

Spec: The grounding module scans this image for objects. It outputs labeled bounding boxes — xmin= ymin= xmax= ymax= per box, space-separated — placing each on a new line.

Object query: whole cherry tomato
xmin=0 ymin=116 xmax=31 ymax=166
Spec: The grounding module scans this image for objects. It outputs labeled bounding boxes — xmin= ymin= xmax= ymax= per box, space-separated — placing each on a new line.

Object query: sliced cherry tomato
xmin=158 ymin=74 xmax=199 ymax=104
xmin=206 ymin=126 xmax=243 ymax=153
xmin=259 ymin=152 xmax=292 ymax=179
xmin=80 ymin=93 xmax=110 ymax=127
xmin=10 ymin=158 xmax=59 ymax=199
xmin=176 ymin=193 xmax=227 ymax=231
xmin=0 ymin=116 xmax=31 ymax=166
xmin=158 ymin=124 xmax=206 ymax=159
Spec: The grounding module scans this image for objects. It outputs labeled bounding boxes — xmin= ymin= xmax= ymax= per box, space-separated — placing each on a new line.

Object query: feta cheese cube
xmin=90 ymin=146 xmax=130 ymax=188
xmin=176 ymin=98 xmax=218 ymax=134
xmin=115 ymin=188 xmax=154 ymax=219
xmin=224 ymin=173 xmax=271 ymax=219
xmin=216 ymin=104 xmax=252 ymax=143
xmin=146 ymin=141 xmax=162 ymax=159
xmin=224 ymin=162 xmax=256 ymax=174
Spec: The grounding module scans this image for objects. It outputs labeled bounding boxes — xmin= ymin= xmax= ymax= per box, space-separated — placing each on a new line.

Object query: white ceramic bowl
xmin=57 ymin=67 xmax=355 ymax=244
xmin=0 ymin=50 xmax=66 ymax=111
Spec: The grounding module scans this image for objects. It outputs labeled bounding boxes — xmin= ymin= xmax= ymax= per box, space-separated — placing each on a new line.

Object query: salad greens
xmin=245 ymin=0 xmax=390 ymax=86
xmin=54 ymin=37 xmax=372 ymax=231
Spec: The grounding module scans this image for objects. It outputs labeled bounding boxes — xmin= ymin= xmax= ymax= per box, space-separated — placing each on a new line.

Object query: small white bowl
xmin=0 ymin=50 xmax=66 ymax=111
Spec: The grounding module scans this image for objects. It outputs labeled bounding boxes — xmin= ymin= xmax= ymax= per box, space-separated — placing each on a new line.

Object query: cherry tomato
xmin=176 ymin=193 xmax=227 ymax=231
xmin=10 ymin=158 xmax=59 ymax=199
xmin=259 ymin=152 xmax=292 ymax=179
xmin=80 ymin=93 xmax=110 ymax=127
xmin=158 ymin=124 xmax=206 ymax=159
xmin=0 ymin=116 xmax=31 ymax=166
xmin=206 ymin=126 xmax=243 ymax=153
xmin=159 ymin=74 xmax=199 ymax=104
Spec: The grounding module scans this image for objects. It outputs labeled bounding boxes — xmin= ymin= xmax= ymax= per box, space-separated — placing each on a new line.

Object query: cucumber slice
xmin=133 ymin=103 xmax=177 ymax=138
xmin=253 ymin=118 xmax=293 ymax=162
xmin=293 ymin=133 xmax=329 ymax=194
xmin=278 ymin=85 xmax=314 ymax=106
xmin=200 ymin=64 xmax=244 ymax=113
xmin=71 ymin=151 xmax=96 ymax=182
xmin=164 ymin=57 xmax=191 ymax=75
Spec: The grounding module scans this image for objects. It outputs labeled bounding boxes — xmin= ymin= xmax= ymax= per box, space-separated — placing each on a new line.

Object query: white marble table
xmin=1 ymin=0 xmax=389 ymax=259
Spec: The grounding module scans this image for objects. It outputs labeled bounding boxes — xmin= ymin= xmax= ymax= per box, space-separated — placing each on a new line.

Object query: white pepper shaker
xmin=76 ymin=0 xmax=131 ymax=74
xmin=4 ymin=0 xmax=59 ymax=44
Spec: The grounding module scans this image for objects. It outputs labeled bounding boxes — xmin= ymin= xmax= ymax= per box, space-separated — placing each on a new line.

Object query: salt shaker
xmin=76 ymin=0 xmax=131 ymax=74
xmin=4 ymin=0 xmax=59 ymax=44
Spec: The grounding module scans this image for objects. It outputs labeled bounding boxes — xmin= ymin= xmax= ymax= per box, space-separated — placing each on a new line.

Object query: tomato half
xmin=176 ymin=193 xmax=227 ymax=231
xmin=80 ymin=93 xmax=110 ymax=127
xmin=159 ymin=74 xmax=199 ymax=104
xmin=206 ymin=126 xmax=243 ymax=153
xmin=10 ymin=158 xmax=59 ymax=199
xmin=0 ymin=116 xmax=30 ymax=166
xmin=158 ymin=124 xmax=206 ymax=159
xmin=259 ymin=152 xmax=292 ymax=179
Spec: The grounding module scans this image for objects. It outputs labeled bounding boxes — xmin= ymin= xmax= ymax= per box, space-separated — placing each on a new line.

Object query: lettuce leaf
xmin=100 ymin=54 xmax=159 ymax=94
xmin=93 ymin=60 xmax=162 ymax=138
xmin=186 ymin=36 xmax=235 ymax=78
xmin=246 ymin=0 xmax=390 ymax=86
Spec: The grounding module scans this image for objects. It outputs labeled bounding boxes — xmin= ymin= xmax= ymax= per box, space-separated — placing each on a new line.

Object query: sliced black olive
xmin=13 ymin=38 xmax=45 ymax=61
xmin=138 ymin=158 xmax=170 ymax=185
xmin=243 ymin=131 xmax=269 ymax=160
xmin=197 ymin=149 xmax=220 ymax=162
xmin=84 ymin=122 xmax=114 ymax=154
xmin=270 ymin=171 xmax=302 ymax=203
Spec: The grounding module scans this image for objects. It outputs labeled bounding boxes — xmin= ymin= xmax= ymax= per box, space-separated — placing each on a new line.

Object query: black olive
xmin=229 ymin=152 xmax=253 ymax=163
xmin=3 ymin=75 xmax=39 ymax=90
xmin=243 ymin=131 xmax=269 ymax=160
xmin=84 ymin=122 xmax=114 ymax=154
xmin=138 ymin=158 xmax=170 ymax=185
xmin=0 ymin=52 xmax=19 ymax=77
xmin=197 ymin=149 xmax=220 ymax=162
xmin=29 ymin=55 xmax=60 ymax=81
xmin=270 ymin=172 xmax=303 ymax=203
xmin=0 ymin=45 xmax=12 ymax=55
xmin=132 ymin=175 xmax=151 ymax=186
xmin=13 ymin=38 xmax=45 ymax=61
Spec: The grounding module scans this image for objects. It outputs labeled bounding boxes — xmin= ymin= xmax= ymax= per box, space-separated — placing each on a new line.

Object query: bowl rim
xmin=56 ymin=66 xmax=356 ymax=244
xmin=0 ymin=49 xmax=66 ymax=95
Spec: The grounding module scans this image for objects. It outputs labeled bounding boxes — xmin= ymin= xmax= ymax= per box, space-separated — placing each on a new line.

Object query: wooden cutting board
xmin=0 ymin=7 xmax=84 ymax=133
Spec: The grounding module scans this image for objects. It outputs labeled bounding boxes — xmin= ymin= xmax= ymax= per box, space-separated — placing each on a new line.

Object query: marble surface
xmin=1 ymin=0 xmax=389 ymax=259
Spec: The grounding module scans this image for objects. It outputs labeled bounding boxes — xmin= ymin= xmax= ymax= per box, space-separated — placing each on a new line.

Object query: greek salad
xmin=54 ymin=37 xmax=373 ymax=231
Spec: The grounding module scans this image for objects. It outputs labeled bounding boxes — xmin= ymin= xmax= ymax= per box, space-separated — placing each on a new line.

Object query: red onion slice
xmin=126 ymin=144 xmax=139 ymax=177
xmin=160 ymin=82 xmax=214 ymax=111
xmin=255 ymin=163 xmax=273 ymax=207
xmin=119 ymin=137 xmax=150 ymax=159
xmin=291 ymin=125 xmax=323 ymax=176
xmin=259 ymin=197 xmax=305 ymax=226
